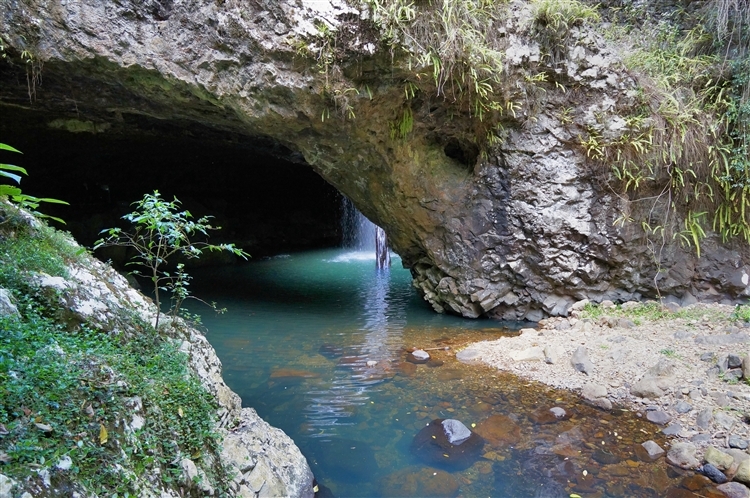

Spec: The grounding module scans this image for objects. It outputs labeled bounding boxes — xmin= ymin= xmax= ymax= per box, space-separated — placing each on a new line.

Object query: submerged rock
xmin=318 ymin=344 xmax=343 ymax=359
xmin=411 ymin=419 xmax=484 ymax=470
xmin=379 ymin=467 xmax=459 ymax=498
xmin=474 ymin=414 xmax=521 ymax=447
xmin=407 ymin=349 xmax=431 ymax=364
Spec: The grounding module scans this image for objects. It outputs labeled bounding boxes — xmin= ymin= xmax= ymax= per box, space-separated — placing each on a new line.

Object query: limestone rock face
xmin=2 ymin=0 xmax=750 ymax=319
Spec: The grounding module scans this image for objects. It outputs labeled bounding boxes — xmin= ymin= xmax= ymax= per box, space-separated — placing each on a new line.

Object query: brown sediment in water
xmin=396 ymin=331 xmax=732 ymax=497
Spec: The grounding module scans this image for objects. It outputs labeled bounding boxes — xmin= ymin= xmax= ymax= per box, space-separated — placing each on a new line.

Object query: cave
xmin=0 ymin=106 xmax=343 ymax=260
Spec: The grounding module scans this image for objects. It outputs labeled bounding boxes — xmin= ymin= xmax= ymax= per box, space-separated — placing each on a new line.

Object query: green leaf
xmin=0 ymin=163 xmax=28 ymax=174
xmin=0 ymin=143 xmax=21 ymax=153
xmin=0 ymin=170 xmax=23 ymax=184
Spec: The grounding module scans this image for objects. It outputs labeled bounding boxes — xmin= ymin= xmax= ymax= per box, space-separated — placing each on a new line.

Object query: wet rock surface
xmin=378 ymin=467 xmax=460 ymax=498
xmin=411 ymin=418 xmax=484 ymax=470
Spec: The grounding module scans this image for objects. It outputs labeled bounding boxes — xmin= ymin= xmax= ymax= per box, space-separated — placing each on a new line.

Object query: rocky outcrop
xmin=28 ymin=239 xmax=314 ymax=497
xmin=1 ymin=0 xmax=749 ymax=319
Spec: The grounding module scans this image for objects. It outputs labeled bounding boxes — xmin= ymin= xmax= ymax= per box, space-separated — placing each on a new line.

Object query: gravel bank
xmin=460 ymin=301 xmax=750 ymax=489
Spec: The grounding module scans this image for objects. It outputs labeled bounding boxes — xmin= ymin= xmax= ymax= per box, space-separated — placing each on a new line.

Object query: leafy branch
xmin=95 ymin=191 xmax=249 ymax=330
xmin=0 ymin=142 xmax=68 ymax=224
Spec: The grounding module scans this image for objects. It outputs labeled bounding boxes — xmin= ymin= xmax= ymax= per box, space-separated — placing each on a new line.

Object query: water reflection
xmin=304 ymin=254 xmax=405 ymax=438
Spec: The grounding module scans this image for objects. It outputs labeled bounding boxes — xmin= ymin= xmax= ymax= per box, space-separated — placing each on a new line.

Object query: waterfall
xmin=375 ymin=226 xmax=390 ymax=269
xmin=341 ymin=196 xmax=391 ymax=269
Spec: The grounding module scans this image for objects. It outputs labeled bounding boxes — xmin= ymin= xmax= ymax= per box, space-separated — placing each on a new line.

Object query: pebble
xmin=674 ymin=401 xmax=692 ymax=414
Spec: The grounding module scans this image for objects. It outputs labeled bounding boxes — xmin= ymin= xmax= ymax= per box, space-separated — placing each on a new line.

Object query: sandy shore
xmin=459 ymin=301 xmax=750 ymax=472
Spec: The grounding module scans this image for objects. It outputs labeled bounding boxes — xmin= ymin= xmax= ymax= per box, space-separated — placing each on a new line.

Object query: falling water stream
xmin=181 ymin=205 xmax=714 ymax=497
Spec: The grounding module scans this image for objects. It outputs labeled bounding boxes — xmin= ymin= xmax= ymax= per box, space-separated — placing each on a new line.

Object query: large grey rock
xmin=442 ymin=419 xmax=472 ymax=444
xmin=223 ymin=408 xmax=314 ymax=498
xmin=666 ymin=442 xmax=700 ymax=469
xmin=646 ymin=410 xmax=671 ymax=426
xmin=743 ymin=353 xmax=750 ymax=380
xmin=639 ymin=440 xmax=665 ymax=461
xmin=697 ymin=408 xmax=714 ymax=429
xmin=510 ymin=346 xmax=545 ymax=362
xmin=715 ymin=411 xmax=737 ymax=430
xmin=736 ymin=459 xmax=750 ymax=485
xmin=716 ymin=482 xmax=750 ymax=498
xmin=630 ymin=379 xmax=665 ymax=399
xmin=571 ymin=346 xmax=594 ymax=375
xmin=0 ymin=289 xmax=17 ymax=317
xmin=0 ymin=474 xmax=15 ymax=498
xmin=704 ymin=446 xmax=734 ymax=471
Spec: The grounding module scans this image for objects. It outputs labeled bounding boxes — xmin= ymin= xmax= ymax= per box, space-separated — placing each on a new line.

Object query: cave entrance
xmin=0 ymin=106 xmax=342 ymax=259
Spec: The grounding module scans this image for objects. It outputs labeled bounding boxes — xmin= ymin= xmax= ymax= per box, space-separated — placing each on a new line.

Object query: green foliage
xmin=580 ymin=301 xmax=728 ymax=324
xmin=365 ymin=0 xmax=508 ymax=122
xmin=0 ymin=209 xmax=82 ymax=293
xmin=531 ymin=0 xmax=600 ymax=59
xmin=95 ymin=191 xmax=249 ymax=330
xmin=0 ymin=143 xmax=68 ymax=224
xmin=732 ymin=304 xmax=750 ymax=322
xmin=0 ymin=305 xmax=229 ymax=495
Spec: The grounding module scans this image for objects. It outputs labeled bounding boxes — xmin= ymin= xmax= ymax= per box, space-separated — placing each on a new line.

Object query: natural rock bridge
xmin=1 ymin=0 xmax=748 ymax=320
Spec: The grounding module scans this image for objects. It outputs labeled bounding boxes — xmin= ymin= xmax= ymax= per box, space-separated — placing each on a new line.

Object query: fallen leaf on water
xmin=99 ymin=424 xmax=108 ymax=445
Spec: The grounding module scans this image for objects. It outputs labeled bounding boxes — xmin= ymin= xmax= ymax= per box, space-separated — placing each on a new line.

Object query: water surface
xmin=188 ymin=249 xmax=699 ymax=497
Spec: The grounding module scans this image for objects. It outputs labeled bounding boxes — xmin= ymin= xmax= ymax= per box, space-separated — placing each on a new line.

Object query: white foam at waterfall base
xmin=328 ymin=251 xmax=377 ymax=263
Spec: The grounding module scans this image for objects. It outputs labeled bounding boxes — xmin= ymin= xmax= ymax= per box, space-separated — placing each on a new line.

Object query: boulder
xmin=646 ymin=410 xmax=672 ymax=426
xmin=571 ymin=346 xmax=594 ymax=375
xmin=543 ymin=345 xmax=565 ymax=364
xmin=411 ymin=419 xmax=484 ymax=470
xmin=699 ymin=463 xmax=728 ymax=484
xmin=630 ymin=379 xmax=665 ymax=399
xmin=529 ymin=406 xmax=568 ymax=424
xmin=666 ymin=442 xmax=700 ymax=470
xmin=636 ymin=440 xmax=665 ymax=461
xmin=407 ymin=349 xmax=431 ymax=364
xmin=474 ymin=414 xmax=522 ymax=447
xmin=705 ymin=446 xmax=735 ymax=472
xmin=379 ymin=467 xmax=459 ymax=498
xmin=696 ymin=408 xmax=714 ymax=429
xmin=0 ymin=289 xmax=18 ymax=317
xmin=736 ymin=459 xmax=750 ymax=485
xmin=510 ymin=346 xmax=545 ymax=362
xmin=716 ymin=482 xmax=750 ymax=498
xmin=743 ymin=353 xmax=750 ymax=380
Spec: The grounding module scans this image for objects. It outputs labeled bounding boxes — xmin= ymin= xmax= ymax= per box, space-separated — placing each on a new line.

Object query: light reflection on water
xmin=187 ymin=249 xmax=690 ymax=498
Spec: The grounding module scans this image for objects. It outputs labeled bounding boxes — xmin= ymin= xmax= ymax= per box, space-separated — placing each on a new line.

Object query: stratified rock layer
xmin=2 ymin=0 xmax=750 ymax=319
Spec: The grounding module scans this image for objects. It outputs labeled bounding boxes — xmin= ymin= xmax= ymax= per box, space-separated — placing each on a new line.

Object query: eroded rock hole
xmin=443 ymin=138 xmax=478 ymax=168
